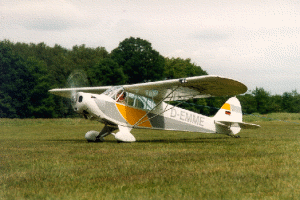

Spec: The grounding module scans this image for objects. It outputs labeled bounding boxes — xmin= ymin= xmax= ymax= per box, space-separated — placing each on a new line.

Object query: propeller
xmin=65 ymin=70 xmax=89 ymax=116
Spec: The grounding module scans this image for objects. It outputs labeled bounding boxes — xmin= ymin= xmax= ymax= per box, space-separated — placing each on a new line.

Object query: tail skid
xmin=213 ymin=97 xmax=260 ymax=136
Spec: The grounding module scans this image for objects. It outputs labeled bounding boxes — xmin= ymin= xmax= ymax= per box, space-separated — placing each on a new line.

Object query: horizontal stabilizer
xmin=216 ymin=121 xmax=260 ymax=129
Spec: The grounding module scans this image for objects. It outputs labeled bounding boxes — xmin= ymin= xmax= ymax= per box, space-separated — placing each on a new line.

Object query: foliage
xmin=26 ymin=57 xmax=57 ymax=118
xmin=281 ymin=90 xmax=300 ymax=113
xmin=164 ymin=57 xmax=208 ymax=78
xmin=87 ymin=58 xmax=126 ymax=86
xmin=111 ymin=37 xmax=165 ymax=83
xmin=237 ymin=88 xmax=300 ymax=115
xmin=0 ymin=41 xmax=55 ymax=118
xmin=0 ymin=38 xmax=299 ymax=118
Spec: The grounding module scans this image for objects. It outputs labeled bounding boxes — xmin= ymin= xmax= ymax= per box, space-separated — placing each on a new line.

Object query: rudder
xmin=213 ymin=97 xmax=243 ymax=135
xmin=213 ymin=97 xmax=242 ymax=122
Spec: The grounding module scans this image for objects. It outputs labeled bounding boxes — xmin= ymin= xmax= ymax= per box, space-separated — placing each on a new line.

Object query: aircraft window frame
xmin=103 ymin=86 xmax=156 ymax=111
xmin=116 ymin=91 xmax=126 ymax=103
xmin=103 ymin=86 xmax=123 ymax=100
xmin=126 ymin=92 xmax=156 ymax=111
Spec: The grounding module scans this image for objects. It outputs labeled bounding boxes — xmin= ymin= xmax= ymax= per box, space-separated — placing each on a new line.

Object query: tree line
xmin=1 ymin=37 xmax=299 ymax=118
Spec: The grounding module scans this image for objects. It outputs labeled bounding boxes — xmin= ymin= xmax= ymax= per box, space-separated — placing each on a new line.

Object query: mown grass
xmin=244 ymin=112 xmax=300 ymax=123
xmin=1 ymin=114 xmax=300 ymax=199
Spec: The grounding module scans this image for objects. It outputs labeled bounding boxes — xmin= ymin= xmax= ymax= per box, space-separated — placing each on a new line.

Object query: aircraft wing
xmin=123 ymin=75 xmax=247 ymax=102
xmin=49 ymin=75 xmax=247 ymax=100
xmin=49 ymin=86 xmax=111 ymax=98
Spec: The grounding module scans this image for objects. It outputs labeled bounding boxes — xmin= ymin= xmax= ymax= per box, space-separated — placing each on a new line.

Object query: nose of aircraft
xmin=71 ymin=92 xmax=105 ymax=120
xmin=72 ymin=93 xmax=87 ymax=114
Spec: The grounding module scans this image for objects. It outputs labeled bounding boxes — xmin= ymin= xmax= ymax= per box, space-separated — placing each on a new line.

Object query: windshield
xmin=103 ymin=86 xmax=123 ymax=100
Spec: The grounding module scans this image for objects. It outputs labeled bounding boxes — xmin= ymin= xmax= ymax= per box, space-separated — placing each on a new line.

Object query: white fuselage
xmin=73 ymin=92 xmax=217 ymax=134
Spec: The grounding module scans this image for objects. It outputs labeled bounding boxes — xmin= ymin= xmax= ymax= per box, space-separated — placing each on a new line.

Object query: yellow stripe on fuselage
xmin=116 ymin=103 xmax=152 ymax=128
xmin=221 ymin=103 xmax=231 ymax=110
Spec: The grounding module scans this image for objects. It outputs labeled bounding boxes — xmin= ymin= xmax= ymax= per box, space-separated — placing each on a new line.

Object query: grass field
xmin=1 ymin=114 xmax=300 ymax=199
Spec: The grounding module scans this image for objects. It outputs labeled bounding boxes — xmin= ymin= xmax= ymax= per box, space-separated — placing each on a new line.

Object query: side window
xmin=127 ymin=95 xmax=135 ymax=107
xmin=125 ymin=92 xmax=155 ymax=111
xmin=104 ymin=87 xmax=155 ymax=110
xmin=135 ymin=98 xmax=144 ymax=109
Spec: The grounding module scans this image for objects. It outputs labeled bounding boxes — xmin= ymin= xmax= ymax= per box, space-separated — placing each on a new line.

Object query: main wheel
xmin=85 ymin=130 xmax=100 ymax=142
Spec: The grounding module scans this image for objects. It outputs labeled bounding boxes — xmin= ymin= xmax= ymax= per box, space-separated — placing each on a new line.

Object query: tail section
xmin=213 ymin=97 xmax=260 ymax=137
xmin=213 ymin=97 xmax=242 ymax=123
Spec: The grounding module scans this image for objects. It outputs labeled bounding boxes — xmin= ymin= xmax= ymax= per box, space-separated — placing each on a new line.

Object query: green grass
xmin=244 ymin=112 xmax=300 ymax=123
xmin=1 ymin=115 xmax=300 ymax=199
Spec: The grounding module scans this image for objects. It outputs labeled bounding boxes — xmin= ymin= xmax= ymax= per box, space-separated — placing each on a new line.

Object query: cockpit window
xmin=103 ymin=86 xmax=123 ymax=100
xmin=126 ymin=93 xmax=156 ymax=110
xmin=103 ymin=86 xmax=156 ymax=111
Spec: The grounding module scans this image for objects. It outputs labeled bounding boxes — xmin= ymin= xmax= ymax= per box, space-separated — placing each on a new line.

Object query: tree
xmin=111 ymin=37 xmax=165 ymax=83
xmin=282 ymin=90 xmax=300 ymax=113
xmin=0 ymin=40 xmax=59 ymax=118
xmin=69 ymin=45 xmax=109 ymax=72
xmin=0 ymin=41 xmax=34 ymax=117
xmin=269 ymin=95 xmax=282 ymax=113
xmin=164 ymin=57 xmax=207 ymax=79
xmin=238 ymin=93 xmax=257 ymax=114
xmin=88 ymin=58 xmax=126 ymax=86
xmin=252 ymin=87 xmax=271 ymax=114
xmin=26 ymin=57 xmax=57 ymax=118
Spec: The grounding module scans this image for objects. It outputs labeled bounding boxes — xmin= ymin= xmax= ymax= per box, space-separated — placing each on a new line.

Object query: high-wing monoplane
xmin=49 ymin=75 xmax=260 ymax=142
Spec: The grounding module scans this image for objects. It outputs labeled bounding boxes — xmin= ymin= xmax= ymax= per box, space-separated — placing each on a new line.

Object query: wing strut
xmin=134 ymin=97 xmax=193 ymax=127
xmin=132 ymin=81 xmax=197 ymax=128
xmin=132 ymin=86 xmax=181 ymax=128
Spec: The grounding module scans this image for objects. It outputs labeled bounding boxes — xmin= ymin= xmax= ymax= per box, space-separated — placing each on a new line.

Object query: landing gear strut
xmin=85 ymin=125 xmax=117 ymax=142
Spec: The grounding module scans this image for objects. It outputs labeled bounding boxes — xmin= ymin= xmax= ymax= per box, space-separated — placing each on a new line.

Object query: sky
xmin=1 ymin=0 xmax=299 ymax=95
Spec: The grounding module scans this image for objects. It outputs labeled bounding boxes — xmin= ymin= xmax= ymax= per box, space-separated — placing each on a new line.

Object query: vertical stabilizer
xmin=213 ymin=97 xmax=242 ymax=122
xmin=213 ymin=97 xmax=243 ymax=135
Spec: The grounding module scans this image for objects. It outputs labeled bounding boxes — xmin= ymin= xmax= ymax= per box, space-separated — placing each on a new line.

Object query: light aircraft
xmin=49 ymin=75 xmax=260 ymax=142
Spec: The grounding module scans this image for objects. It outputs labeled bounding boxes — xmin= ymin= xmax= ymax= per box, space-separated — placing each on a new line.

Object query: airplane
xmin=49 ymin=75 xmax=260 ymax=143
